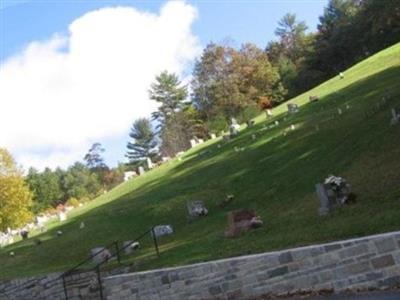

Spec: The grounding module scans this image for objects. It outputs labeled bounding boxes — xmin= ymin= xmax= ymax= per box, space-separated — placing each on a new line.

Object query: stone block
xmin=324 ymin=244 xmax=342 ymax=252
xmin=268 ymin=266 xmax=289 ymax=278
xmin=375 ymin=238 xmax=397 ymax=254
xmin=378 ymin=275 xmax=400 ymax=288
xmin=278 ymin=252 xmax=293 ymax=264
xmin=371 ymin=255 xmax=395 ymax=269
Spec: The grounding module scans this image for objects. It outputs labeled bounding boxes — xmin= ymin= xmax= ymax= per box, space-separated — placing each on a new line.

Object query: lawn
xmin=0 ymin=43 xmax=399 ymax=280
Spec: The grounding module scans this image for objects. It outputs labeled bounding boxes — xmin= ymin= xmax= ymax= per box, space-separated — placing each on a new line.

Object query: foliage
xmin=65 ymin=197 xmax=80 ymax=208
xmin=149 ymin=71 xmax=188 ymax=128
xmin=192 ymin=43 xmax=284 ymax=125
xmin=84 ymin=143 xmax=107 ymax=170
xmin=149 ymin=71 xmax=194 ymax=156
xmin=126 ymin=118 xmax=157 ymax=162
xmin=26 ymin=167 xmax=63 ymax=213
xmin=0 ymin=148 xmax=33 ymax=231
xmin=62 ymin=162 xmax=101 ymax=200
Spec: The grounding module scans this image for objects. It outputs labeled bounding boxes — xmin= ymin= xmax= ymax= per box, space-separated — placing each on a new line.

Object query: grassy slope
xmin=1 ymin=43 xmax=400 ymax=280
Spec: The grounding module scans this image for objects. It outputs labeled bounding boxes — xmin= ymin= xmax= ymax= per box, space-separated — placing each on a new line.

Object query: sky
xmin=0 ymin=0 xmax=327 ymax=171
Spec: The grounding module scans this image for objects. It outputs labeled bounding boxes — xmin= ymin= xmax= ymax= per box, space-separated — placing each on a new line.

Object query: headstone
xmin=225 ymin=210 xmax=263 ymax=238
xmin=346 ymin=104 xmax=350 ymax=110
xmin=390 ymin=108 xmax=400 ymax=125
xmin=152 ymin=225 xmax=173 ymax=238
xmin=290 ymin=124 xmax=295 ymax=130
xmin=316 ymin=183 xmax=331 ymax=216
xmin=274 ymin=120 xmax=279 ymax=126
xmin=20 ymin=230 xmax=29 ymax=240
xmin=90 ymin=247 xmax=112 ymax=264
xmin=162 ymin=156 xmax=171 ymax=162
xmin=287 ymin=103 xmax=299 ymax=114
xmin=252 ymin=134 xmax=257 ymax=140
xmin=217 ymin=144 xmax=221 ymax=149
xmin=316 ymin=176 xmax=353 ymax=216
xmin=124 ymin=170 xmax=135 ymax=181
xmin=229 ymin=118 xmax=240 ymax=137
xmin=229 ymin=125 xmax=239 ymax=137
xmin=190 ymin=139 xmax=197 ymax=148
xmin=58 ymin=212 xmax=67 ymax=222
xmin=198 ymin=138 xmax=204 ymax=144
xmin=338 ymin=108 xmax=342 ymax=115
xmin=9 ymin=251 xmax=15 ymax=257
xmin=266 ymin=109 xmax=273 ymax=118
xmin=138 ymin=166 xmax=145 ymax=176
xmin=123 ymin=241 xmax=140 ymax=255
xmin=210 ymin=133 xmax=216 ymax=139
xmin=146 ymin=157 xmax=153 ymax=169
xmin=246 ymin=120 xmax=255 ymax=127
xmin=339 ymin=72 xmax=344 ymax=79
xmin=57 ymin=230 xmax=63 ymax=237
xmin=309 ymin=95 xmax=319 ymax=103
xmin=80 ymin=222 xmax=85 ymax=229
xmin=187 ymin=201 xmax=208 ymax=218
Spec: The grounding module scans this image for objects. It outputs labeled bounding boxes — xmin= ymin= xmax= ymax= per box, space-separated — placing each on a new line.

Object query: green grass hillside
xmin=1 ymin=43 xmax=400 ymax=280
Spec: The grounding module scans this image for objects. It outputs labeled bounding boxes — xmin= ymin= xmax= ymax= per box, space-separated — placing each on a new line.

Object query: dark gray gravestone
xmin=316 ymin=183 xmax=331 ymax=216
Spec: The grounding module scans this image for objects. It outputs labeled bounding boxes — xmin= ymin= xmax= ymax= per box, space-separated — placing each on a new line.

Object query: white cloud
xmin=0 ymin=1 xmax=200 ymax=171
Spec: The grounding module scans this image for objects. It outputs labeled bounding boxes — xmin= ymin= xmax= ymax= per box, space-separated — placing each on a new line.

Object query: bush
xmin=66 ymin=197 xmax=80 ymax=208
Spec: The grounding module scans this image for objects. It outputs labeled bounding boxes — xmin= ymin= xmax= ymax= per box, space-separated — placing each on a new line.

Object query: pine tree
xmin=126 ymin=118 xmax=157 ymax=162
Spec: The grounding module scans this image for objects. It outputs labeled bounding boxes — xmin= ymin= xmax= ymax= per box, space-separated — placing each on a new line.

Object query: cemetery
xmin=0 ymin=42 xmax=400 ymax=299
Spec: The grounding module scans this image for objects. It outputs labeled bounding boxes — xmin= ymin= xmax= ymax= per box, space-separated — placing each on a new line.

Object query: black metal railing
xmin=61 ymin=226 xmax=160 ymax=300
xmin=1 ymin=227 xmax=160 ymax=300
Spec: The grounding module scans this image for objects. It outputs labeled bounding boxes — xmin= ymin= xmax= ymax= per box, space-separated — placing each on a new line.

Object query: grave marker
xmin=287 ymin=103 xmax=299 ymax=114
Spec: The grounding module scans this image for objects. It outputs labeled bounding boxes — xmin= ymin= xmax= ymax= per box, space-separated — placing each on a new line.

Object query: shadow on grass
xmin=1 ymin=67 xmax=400 ymax=279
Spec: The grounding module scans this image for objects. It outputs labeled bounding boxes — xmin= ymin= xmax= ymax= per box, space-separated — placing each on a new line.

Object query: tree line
xmin=126 ymin=0 xmax=400 ymax=162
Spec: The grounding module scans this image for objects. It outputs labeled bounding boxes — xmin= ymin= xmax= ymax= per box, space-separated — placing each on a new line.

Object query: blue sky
xmin=0 ymin=0 xmax=327 ymax=170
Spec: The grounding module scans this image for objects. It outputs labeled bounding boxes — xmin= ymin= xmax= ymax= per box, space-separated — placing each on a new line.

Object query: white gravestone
xmin=90 ymin=247 xmax=112 ymax=264
xmin=58 ymin=212 xmax=67 ymax=222
xmin=210 ymin=133 xmax=216 ymax=139
xmin=138 ymin=166 xmax=145 ymax=176
xmin=152 ymin=225 xmax=173 ymax=238
xmin=124 ymin=171 xmax=136 ymax=181
xmin=190 ymin=139 xmax=197 ymax=148
xmin=123 ymin=241 xmax=140 ymax=255
xmin=146 ymin=157 xmax=153 ymax=169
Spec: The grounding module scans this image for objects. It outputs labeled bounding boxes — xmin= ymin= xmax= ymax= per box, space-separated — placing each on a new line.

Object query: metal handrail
xmin=62 ymin=226 xmax=160 ymax=300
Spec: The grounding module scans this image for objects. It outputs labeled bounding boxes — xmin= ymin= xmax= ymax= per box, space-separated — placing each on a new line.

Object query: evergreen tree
xmin=126 ymin=118 xmax=157 ymax=162
xmin=149 ymin=71 xmax=188 ymax=128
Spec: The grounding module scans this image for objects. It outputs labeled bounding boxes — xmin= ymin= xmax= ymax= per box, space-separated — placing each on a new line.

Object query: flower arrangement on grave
xmin=324 ymin=175 xmax=352 ymax=205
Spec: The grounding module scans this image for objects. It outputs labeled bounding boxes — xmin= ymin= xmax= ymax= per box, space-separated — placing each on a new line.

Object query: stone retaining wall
xmin=104 ymin=231 xmax=400 ymax=300
xmin=0 ymin=271 xmax=100 ymax=300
